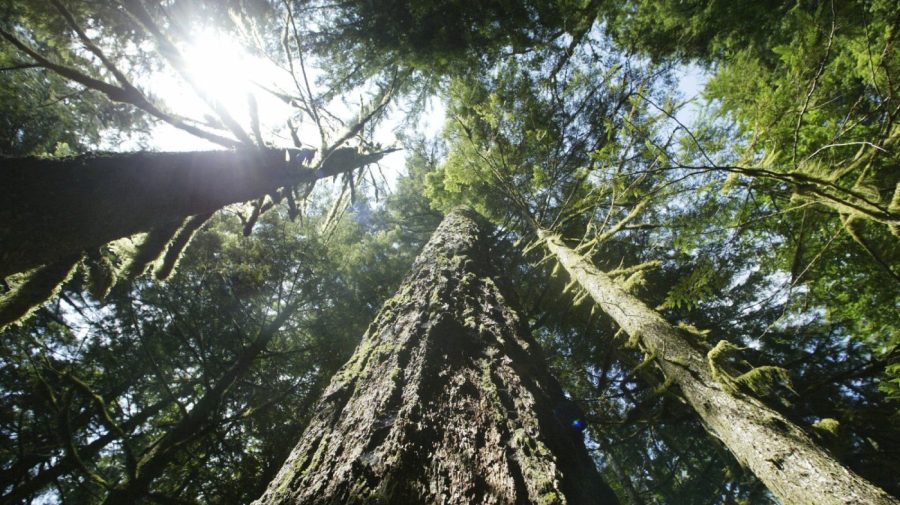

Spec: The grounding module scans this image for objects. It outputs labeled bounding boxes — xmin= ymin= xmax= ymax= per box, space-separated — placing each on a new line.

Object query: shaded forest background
xmin=1 ymin=0 xmax=898 ymax=503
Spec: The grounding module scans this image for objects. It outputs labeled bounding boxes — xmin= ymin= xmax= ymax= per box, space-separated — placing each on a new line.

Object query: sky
xmin=673 ymin=63 xmax=709 ymax=126
xmin=127 ymin=26 xmax=436 ymax=189
xmin=129 ymin=26 xmax=707 ymax=196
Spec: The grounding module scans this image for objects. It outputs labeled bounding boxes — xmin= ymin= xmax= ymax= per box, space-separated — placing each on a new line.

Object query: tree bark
xmin=540 ymin=230 xmax=899 ymax=505
xmin=255 ymin=208 xmax=619 ymax=505
xmin=0 ymin=147 xmax=381 ymax=278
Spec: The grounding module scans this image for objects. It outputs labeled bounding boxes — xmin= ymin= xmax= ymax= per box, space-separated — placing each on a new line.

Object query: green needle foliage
xmin=0 ymin=204 xmax=423 ymax=503
xmin=1 ymin=0 xmax=898 ymax=503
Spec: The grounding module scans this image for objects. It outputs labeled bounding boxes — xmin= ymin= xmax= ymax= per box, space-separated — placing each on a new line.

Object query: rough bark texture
xmin=542 ymin=231 xmax=899 ymax=505
xmin=0 ymin=147 xmax=380 ymax=278
xmin=255 ymin=208 xmax=619 ymax=505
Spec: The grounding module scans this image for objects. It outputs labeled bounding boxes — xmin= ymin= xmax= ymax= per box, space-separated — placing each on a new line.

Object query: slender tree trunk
xmin=540 ymin=230 xmax=899 ymax=505
xmin=599 ymin=439 xmax=645 ymax=505
xmin=0 ymin=147 xmax=382 ymax=278
xmin=255 ymin=208 xmax=619 ymax=505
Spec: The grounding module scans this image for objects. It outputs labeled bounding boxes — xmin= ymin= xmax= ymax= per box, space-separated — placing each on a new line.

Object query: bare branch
xmin=792 ymin=0 xmax=836 ymax=164
xmin=50 ymin=0 xmax=133 ymax=88
xmin=121 ymin=0 xmax=254 ymax=145
xmin=282 ymin=0 xmax=326 ymax=147
xmin=0 ymin=62 xmax=41 ymax=71
xmin=0 ymin=27 xmax=241 ymax=148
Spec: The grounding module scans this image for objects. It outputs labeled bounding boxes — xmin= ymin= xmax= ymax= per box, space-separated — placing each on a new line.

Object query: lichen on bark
xmin=541 ymin=230 xmax=900 ymax=505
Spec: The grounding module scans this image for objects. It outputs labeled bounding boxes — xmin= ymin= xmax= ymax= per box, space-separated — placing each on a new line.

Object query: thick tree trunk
xmin=541 ymin=230 xmax=899 ymax=505
xmin=255 ymin=208 xmax=619 ymax=505
xmin=0 ymin=147 xmax=380 ymax=278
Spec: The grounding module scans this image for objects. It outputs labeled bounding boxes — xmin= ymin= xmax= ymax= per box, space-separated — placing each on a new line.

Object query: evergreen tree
xmin=0 ymin=0 xmax=397 ymax=329
xmin=256 ymin=207 xmax=619 ymax=505
xmin=423 ymin=25 xmax=899 ymax=502
xmin=0 ymin=207 xmax=414 ymax=503
xmin=2 ymin=1 xmax=899 ymax=504
xmin=540 ymin=230 xmax=896 ymax=505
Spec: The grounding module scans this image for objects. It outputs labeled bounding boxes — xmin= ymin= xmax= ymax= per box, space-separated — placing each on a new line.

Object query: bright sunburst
xmin=180 ymin=28 xmax=274 ymax=110
xmin=144 ymin=27 xmax=294 ymax=150
xmin=140 ymin=25 xmax=407 ymax=178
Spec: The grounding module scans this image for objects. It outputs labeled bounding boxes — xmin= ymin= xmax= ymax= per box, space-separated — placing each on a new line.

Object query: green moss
xmin=84 ymin=249 xmax=116 ymax=300
xmin=332 ymin=332 xmax=409 ymax=389
xmin=708 ymin=340 xmax=794 ymax=397
xmin=459 ymin=271 xmax=478 ymax=290
xmin=708 ymin=340 xmax=742 ymax=394
xmin=0 ymin=255 xmax=80 ymax=331
xmin=300 ymin=435 xmax=330 ymax=481
xmin=734 ymin=366 xmax=795 ymax=397
xmin=375 ymin=286 xmax=415 ymax=325
xmin=348 ymin=479 xmax=381 ymax=502
xmin=625 ymin=329 xmax=643 ymax=349
xmin=480 ymin=357 xmax=526 ymax=444
xmin=619 ymin=270 xmax=647 ymax=293
xmin=812 ymin=418 xmax=841 ymax=437
xmin=572 ymin=289 xmax=589 ymax=306
xmin=677 ymin=322 xmax=711 ymax=340
xmin=429 ymin=286 xmax=443 ymax=307
xmin=272 ymin=436 xmax=331 ymax=496
xmin=653 ymin=376 xmax=675 ymax=395
xmin=628 ymin=350 xmax=657 ymax=376
xmin=332 ymin=340 xmax=374 ymax=384
xmin=509 ymin=425 xmax=559 ymax=500
xmin=155 ymin=212 xmax=213 ymax=281
xmin=539 ymin=491 xmax=561 ymax=504
xmin=550 ymin=261 xmax=562 ymax=278
xmin=122 ymin=221 xmax=182 ymax=281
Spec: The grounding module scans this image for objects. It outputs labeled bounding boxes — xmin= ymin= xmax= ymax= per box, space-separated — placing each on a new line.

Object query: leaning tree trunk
xmin=540 ymin=230 xmax=899 ymax=505
xmin=0 ymin=147 xmax=384 ymax=278
xmin=255 ymin=208 xmax=619 ymax=505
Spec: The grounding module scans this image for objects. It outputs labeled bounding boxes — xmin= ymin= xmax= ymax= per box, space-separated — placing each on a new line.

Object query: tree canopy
xmin=1 ymin=0 xmax=898 ymax=504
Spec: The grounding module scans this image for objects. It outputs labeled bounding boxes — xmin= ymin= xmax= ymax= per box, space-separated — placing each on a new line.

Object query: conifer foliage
xmin=1 ymin=1 xmax=898 ymax=504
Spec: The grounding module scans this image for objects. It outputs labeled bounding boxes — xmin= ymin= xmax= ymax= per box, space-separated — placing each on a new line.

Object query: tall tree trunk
xmin=0 ymin=147 xmax=383 ymax=278
xmin=540 ymin=230 xmax=899 ymax=505
xmin=255 ymin=208 xmax=619 ymax=505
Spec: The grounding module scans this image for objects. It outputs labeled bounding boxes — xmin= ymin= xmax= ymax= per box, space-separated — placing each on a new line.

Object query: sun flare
xmin=182 ymin=29 xmax=253 ymax=104
xmin=144 ymin=27 xmax=296 ymax=150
